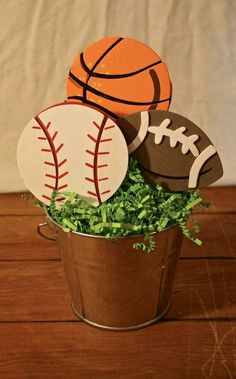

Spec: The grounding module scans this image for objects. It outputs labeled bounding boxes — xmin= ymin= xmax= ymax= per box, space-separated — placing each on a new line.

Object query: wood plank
xmin=0 ymin=215 xmax=59 ymax=260
xmin=169 ymin=259 xmax=236 ymax=320
xmin=0 ymin=261 xmax=74 ymax=322
xmin=181 ymin=213 xmax=236 ymax=257
xmin=0 ymin=187 xmax=235 ymax=216
xmin=0 ymin=260 xmax=235 ymax=322
xmin=0 ymin=193 xmax=43 ymax=216
xmin=0 ymin=321 xmax=235 ymax=379
xmin=197 ymin=186 xmax=236 ymax=213
xmin=1 ymin=212 xmax=234 ymax=261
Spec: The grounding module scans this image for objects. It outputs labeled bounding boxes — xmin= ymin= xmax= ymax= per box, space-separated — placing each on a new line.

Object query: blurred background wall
xmin=0 ymin=0 xmax=235 ymax=191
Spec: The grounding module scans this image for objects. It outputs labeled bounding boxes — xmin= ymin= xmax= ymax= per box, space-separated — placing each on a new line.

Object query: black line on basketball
xmin=91 ymin=37 xmax=124 ymax=73
xmin=67 ymin=96 xmax=119 ymax=119
xmin=169 ymin=81 xmax=173 ymax=106
xmin=80 ymin=53 xmax=162 ymax=79
xmin=69 ymin=72 xmax=171 ymax=106
xmin=148 ymin=69 xmax=160 ymax=110
xmin=83 ymin=37 xmax=124 ymax=101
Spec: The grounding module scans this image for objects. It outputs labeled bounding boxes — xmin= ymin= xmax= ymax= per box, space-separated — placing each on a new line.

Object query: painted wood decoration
xmin=17 ymin=102 xmax=128 ymax=206
xmin=67 ymin=36 xmax=172 ymax=119
xmin=117 ymin=110 xmax=223 ymax=191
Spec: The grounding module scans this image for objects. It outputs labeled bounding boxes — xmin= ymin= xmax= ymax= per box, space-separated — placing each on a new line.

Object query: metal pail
xmin=38 ymin=209 xmax=183 ymax=331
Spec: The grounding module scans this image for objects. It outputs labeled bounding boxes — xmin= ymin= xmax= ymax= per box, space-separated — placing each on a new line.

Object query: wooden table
xmin=0 ymin=187 xmax=235 ymax=379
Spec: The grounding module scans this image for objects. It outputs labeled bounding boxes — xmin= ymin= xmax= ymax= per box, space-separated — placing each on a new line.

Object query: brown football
xmin=117 ymin=110 xmax=223 ymax=191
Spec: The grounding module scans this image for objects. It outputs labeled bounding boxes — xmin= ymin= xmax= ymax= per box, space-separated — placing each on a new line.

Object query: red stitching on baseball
xmin=104 ymin=124 xmax=115 ymax=130
xmin=98 ymin=177 xmax=108 ymax=181
xmin=86 ymin=176 xmax=108 ymax=182
xmin=44 ymin=161 xmax=55 ymax=166
xmin=43 ymin=183 xmax=68 ymax=191
xmin=58 ymin=171 xmax=69 ymax=179
xmin=42 ymin=194 xmax=65 ymax=202
xmin=45 ymin=184 xmax=55 ymax=190
xmin=93 ymin=121 xmax=101 ymax=130
xmin=86 ymin=149 xmax=109 ymax=156
xmin=44 ymin=182 xmax=68 ymax=191
xmin=85 ymin=162 xmax=94 ymax=168
xmin=58 ymin=159 xmax=67 ymax=167
xmin=100 ymin=138 xmax=112 ymax=143
xmin=86 ymin=150 xmax=95 ymax=156
xmin=33 ymin=126 xmax=41 ymax=129
xmin=101 ymin=190 xmax=111 ymax=195
xmin=34 ymin=115 xmax=68 ymax=201
xmin=57 ymin=184 xmax=68 ymax=190
xmin=45 ymin=174 xmax=56 ymax=179
xmin=46 ymin=171 xmax=68 ymax=180
xmin=85 ymin=177 xmax=95 ymax=183
xmin=87 ymin=134 xmax=97 ymax=143
xmin=87 ymin=191 xmax=97 ymax=197
xmin=85 ymin=162 xmax=109 ymax=169
xmin=87 ymin=135 xmax=112 ymax=144
xmin=52 ymin=131 xmax=58 ymax=141
xmin=38 ymin=137 xmax=47 ymax=140
xmin=84 ymin=116 xmax=113 ymax=205
xmin=41 ymin=148 xmax=51 ymax=152
xmin=42 ymin=194 xmax=51 ymax=201
xmin=56 ymin=143 xmax=64 ymax=153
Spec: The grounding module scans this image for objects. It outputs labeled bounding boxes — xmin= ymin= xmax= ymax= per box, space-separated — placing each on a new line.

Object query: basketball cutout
xmin=17 ymin=102 xmax=129 ymax=206
xmin=67 ymin=36 xmax=172 ymax=118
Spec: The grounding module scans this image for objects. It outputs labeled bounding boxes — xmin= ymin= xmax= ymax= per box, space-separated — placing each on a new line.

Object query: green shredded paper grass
xmin=42 ymin=158 xmax=210 ymax=253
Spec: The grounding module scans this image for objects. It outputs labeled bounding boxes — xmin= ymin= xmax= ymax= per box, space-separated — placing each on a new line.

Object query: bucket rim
xmin=44 ymin=206 xmax=178 ymax=240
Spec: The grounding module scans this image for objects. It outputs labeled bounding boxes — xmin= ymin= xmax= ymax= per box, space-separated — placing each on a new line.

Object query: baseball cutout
xmin=17 ymin=102 xmax=129 ymax=206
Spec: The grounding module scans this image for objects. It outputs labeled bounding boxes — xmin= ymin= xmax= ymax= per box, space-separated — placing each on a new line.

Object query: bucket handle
xmin=37 ymin=223 xmax=57 ymax=241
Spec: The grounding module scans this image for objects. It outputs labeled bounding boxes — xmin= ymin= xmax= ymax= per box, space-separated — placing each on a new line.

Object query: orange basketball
xmin=67 ymin=36 xmax=172 ymax=118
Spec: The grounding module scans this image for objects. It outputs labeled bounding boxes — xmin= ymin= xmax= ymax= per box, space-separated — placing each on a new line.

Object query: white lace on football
xmin=148 ymin=118 xmax=200 ymax=157
xmin=127 ymin=113 xmax=217 ymax=189
xmin=188 ymin=145 xmax=216 ymax=188
xmin=128 ymin=111 xmax=149 ymax=154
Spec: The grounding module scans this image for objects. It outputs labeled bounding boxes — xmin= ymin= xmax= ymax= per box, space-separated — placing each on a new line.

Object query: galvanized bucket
xmin=38 ymin=209 xmax=182 ymax=331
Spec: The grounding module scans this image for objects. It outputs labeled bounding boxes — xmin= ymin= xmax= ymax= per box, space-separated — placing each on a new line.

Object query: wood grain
xmin=0 ymin=261 xmax=74 ymax=322
xmin=198 ymin=186 xmax=236 ymax=213
xmin=0 ymin=188 xmax=235 ymax=379
xmin=0 ymin=193 xmax=43 ymax=216
xmin=1 ymin=213 xmax=235 ymax=261
xmin=0 ymin=215 xmax=59 ymax=260
xmin=0 ymin=322 xmax=235 ymax=379
xmin=170 ymin=259 xmax=236 ymax=320
xmin=0 ymin=260 xmax=235 ymax=322
xmin=0 ymin=187 xmax=235 ymax=216
xmin=181 ymin=213 xmax=236 ymax=257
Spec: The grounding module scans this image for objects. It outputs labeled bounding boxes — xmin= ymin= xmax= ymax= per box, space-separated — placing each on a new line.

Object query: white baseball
xmin=17 ymin=102 xmax=129 ymax=206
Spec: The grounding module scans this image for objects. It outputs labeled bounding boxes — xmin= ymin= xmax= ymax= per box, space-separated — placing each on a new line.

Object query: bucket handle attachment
xmin=37 ymin=222 xmax=57 ymax=241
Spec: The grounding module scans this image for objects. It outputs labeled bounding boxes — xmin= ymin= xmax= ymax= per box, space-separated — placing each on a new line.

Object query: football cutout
xmin=17 ymin=102 xmax=128 ymax=206
xmin=67 ymin=36 xmax=172 ymax=118
xmin=117 ymin=110 xmax=223 ymax=191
